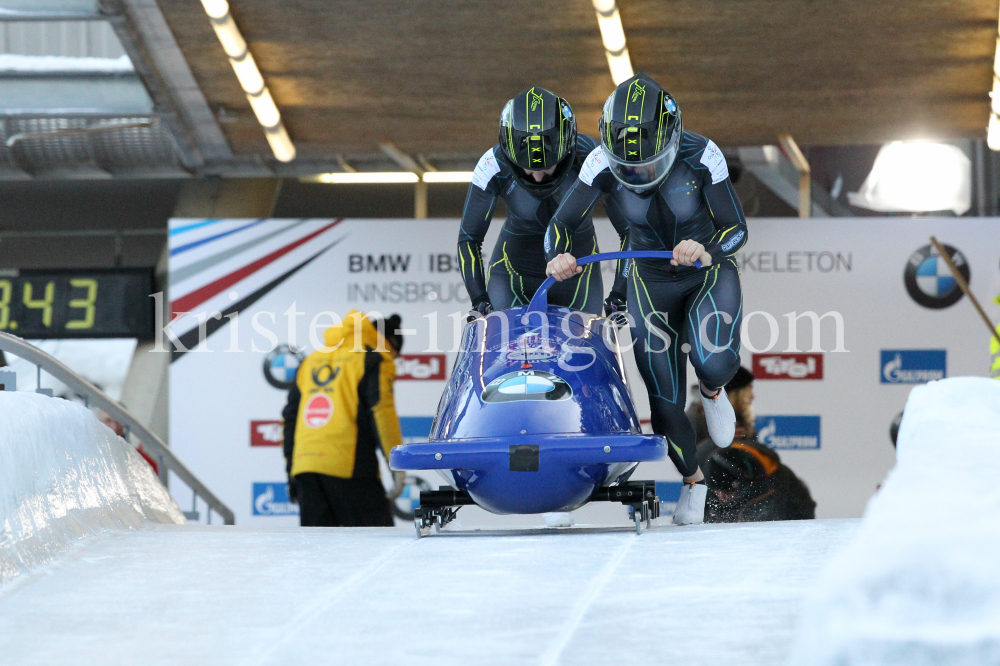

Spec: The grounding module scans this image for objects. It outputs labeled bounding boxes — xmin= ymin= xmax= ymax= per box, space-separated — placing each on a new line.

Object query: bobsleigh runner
xmin=390 ymin=251 xmax=701 ymax=537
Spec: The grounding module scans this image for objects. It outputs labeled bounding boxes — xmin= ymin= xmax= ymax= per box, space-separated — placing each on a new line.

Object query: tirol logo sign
xmin=252 ymin=482 xmax=298 ymax=516
xmin=303 ymin=393 xmax=333 ymax=428
xmin=904 ymin=243 xmax=969 ymax=309
xmin=250 ymin=420 xmax=282 ymax=446
xmin=755 ymin=416 xmax=821 ymax=450
xmin=753 ymin=353 xmax=823 ymax=380
xmin=880 ymin=350 xmax=946 ymax=384
xmin=395 ymin=354 xmax=446 ymax=380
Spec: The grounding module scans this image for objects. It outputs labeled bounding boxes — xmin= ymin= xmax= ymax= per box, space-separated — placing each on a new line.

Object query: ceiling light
xmin=592 ymin=0 xmax=633 ymax=84
xmin=309 ymin=172 xmax=420 ymax=184
xmin=201 ymin=0 xmax=229 ymax=19
xmin=265 ymin=125 xmax=296 ymax=163
xmin=848 ymin=142 xmax=971 ymax=215
xmin=209 ymin=15 xmax=246 ymax=58
xmin=422 ymin=171 xmax=474 ymax=183
xmin=246 ymin=88 xmax=281 ymax=128
xmin=198 ymin=0 xmax=295 ymax=162
xmin=990 ymin=115 xmax=1000 ymax=151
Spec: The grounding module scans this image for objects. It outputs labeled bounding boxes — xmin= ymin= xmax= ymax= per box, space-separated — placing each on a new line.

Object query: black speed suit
xmin=547 ymin=132 xmax=748 ymax=477
xmin=458 ymin=135 xmax=627 ymax=314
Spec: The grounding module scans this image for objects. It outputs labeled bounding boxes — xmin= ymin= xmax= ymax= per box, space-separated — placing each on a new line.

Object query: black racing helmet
xmin=598 ymin=73 xmax=682 ymax=193
xmin=498 ymin=86 xmax=578 ymax=197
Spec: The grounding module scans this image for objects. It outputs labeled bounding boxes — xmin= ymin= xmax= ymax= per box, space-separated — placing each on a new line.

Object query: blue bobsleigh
xmin=390 ymin=251 xmax=698 ymax=535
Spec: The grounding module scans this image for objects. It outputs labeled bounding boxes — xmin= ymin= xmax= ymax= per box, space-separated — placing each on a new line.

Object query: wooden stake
xmin=929 ymin=236 xmax=1000 ymax=347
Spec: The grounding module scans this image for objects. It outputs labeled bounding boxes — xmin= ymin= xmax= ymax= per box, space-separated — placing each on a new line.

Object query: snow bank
xmin=790 ymin=377 xmax=1000 ymax=665
xmin=0 ymin=392 xmax=183 ymax=586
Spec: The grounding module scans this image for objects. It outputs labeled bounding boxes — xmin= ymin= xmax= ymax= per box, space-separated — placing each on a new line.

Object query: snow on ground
xmin=0 ymin=391 xmax=183 ymax=587
xmin=790 ymin=377 xmax=1000 ymax=665
xmin=0 ymin=519 xmax=856 ymax=666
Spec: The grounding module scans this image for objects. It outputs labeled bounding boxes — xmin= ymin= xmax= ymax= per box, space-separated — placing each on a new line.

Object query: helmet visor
xmin=603 ymin=139 xmax=679 ymax=192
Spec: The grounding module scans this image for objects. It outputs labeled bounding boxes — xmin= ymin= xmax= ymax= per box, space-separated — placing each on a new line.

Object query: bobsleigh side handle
xmin=526 ymin=250 xmax=702 ymax=315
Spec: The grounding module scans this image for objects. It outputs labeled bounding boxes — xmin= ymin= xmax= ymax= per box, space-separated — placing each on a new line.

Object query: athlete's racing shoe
xmin=700 ymin=386 xmax=736 ymax=448
xmin=672 ymin=482 xmax=707 ymax=525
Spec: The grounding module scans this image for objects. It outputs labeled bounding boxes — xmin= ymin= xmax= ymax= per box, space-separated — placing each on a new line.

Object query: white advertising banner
xmin=168 ymin=217 xmax=1000 ymax=524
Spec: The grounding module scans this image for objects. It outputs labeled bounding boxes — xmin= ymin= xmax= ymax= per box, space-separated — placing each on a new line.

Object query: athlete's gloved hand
xmin=388 ymin=470 xmax=407 ymax=500
xmin=467 ymin=296 xmax=493 ymax=322
xmin=287 ymin=477 xmax=299 ymax=505
xmin=604 ymin=291 xmax=628 ymax=328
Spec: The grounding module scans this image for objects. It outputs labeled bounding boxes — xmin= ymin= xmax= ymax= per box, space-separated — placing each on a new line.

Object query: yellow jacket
xmin=282 ymin=311 xmax=402 ymax=479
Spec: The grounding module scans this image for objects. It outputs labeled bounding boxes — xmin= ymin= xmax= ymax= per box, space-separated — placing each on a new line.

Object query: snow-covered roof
xmin=0 ymin=53 xmax=133 ymax=74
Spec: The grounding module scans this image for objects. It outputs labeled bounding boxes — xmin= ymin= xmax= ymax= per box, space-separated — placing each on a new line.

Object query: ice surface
xmin=0 ymin=392 xmax=183 ymax=586
xmin=0 ymin=519 xmax=856 ymax=665
xmin=790 ymin=377 xmax=1000 ymax=665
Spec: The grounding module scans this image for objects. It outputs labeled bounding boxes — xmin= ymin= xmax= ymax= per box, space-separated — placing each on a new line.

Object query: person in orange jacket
xmin=282 ymin=310 xmax=406 ymax=527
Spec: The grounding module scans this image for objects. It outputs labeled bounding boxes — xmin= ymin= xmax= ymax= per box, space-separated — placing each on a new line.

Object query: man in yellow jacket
xmin=282 ymin=310 xmax=405 ymax=526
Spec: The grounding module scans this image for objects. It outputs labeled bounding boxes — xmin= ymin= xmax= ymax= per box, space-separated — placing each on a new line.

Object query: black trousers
xmin=295 ymin=473 xmax=394 ymax=527
xmin=486 ymin=229 xmax=603 ymax=314
xmin=628 ymin=262 xmax=743 ymax=477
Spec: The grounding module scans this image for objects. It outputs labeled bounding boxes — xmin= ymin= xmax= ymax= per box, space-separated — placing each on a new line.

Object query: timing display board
xmin=0 ymin=269 xmax=154 ymax=339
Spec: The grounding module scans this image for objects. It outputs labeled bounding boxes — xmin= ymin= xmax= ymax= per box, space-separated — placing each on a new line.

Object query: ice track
xmin=0 ymin=519 xmax=857 ymax=666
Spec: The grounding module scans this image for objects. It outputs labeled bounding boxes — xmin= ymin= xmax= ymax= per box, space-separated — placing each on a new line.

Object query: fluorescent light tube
xmin=314 ymin=172 xmax=420 ymax=184
xmin=422 ymin=171 xmax=474 ymax=183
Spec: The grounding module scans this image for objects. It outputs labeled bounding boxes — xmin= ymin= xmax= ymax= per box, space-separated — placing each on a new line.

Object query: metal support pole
xmin=975 ymin=139 xmax=987 ymax=217
xmin=778 ymin=133 xmax=811 ymax=218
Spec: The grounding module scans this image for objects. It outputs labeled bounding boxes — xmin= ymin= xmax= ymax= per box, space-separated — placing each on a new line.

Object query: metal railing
xmin=0 ymin=331 xmax=235 ymax=525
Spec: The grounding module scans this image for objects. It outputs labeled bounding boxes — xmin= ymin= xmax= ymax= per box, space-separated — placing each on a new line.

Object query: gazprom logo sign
xmin=252 ymin=482 xmax=299 ymax=516
xmin=880 ymin=350 xmax=946 ymax=384
xmin=755 ymin=416 xmax=821 ymax=450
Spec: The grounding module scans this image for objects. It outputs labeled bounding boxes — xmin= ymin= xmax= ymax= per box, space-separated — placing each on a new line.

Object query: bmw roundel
xmin=904 ymin=243 xmax=969 ymax=309
xmin=482 ymin=370 xmax=572 ymax=403
xmin=263 ymin=344 xmax=306 ymax=389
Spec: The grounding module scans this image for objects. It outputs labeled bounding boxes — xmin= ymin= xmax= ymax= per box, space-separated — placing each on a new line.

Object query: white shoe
xmin=700 ymin=386 xmax=736 ymax=448
xmin=672 ymin=482 xmax=707 ymax=525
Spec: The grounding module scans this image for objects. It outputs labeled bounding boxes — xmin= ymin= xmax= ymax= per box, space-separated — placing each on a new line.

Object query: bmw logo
xmin=481 ymin=370 xmax=572 ymax=403
xmin=263 ymin=344 xmax=306 ymax=389
xmin=904 ymin=243 xmax=969 ymax=309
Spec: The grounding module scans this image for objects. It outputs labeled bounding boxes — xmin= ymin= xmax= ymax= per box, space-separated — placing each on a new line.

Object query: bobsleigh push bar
xmin=525 ymin=250 xmax=703 ymax=315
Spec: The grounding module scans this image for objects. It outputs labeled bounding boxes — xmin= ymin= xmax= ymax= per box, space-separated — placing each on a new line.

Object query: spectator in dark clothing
xmin=689 ymin=365 xmax=816 ymax=522
xmin=703 ymin=441 xmax=816 ymax=522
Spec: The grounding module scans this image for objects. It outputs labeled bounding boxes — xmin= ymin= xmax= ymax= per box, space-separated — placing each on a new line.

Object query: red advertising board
xmin=752 ymin=353 xmax=824 ymax=380
xmin=395 ymin=354 xmax=447 ymax=380
xmin=250 ymin=420 xmax=283 ymax=446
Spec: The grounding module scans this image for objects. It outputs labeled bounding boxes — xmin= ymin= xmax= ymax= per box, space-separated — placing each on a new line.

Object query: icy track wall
xmin=0 ymin=392 xmax=184 ymax=585
xmin=790 ymin=377 xmax=1000 ymax=666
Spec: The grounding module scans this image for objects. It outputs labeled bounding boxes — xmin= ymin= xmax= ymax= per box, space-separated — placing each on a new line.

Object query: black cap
xmin=726 ymin=366 xmax=755 ymax=392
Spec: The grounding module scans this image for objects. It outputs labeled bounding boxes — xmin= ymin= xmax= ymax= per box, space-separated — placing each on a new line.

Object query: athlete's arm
xmin=698 ymin=141 xmax=748 ymax=261
xmin=603 ymin=194 xmax=630 ymax=296
xmin=457 ymin=148 xmax=504 ymax=311
xmin=544 ymin=148 xmax=610 ymax=263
